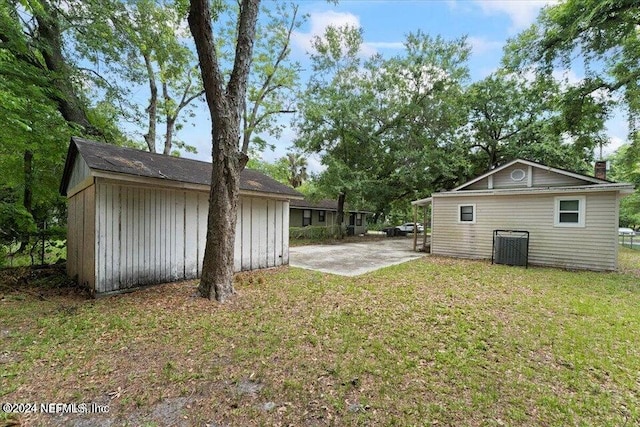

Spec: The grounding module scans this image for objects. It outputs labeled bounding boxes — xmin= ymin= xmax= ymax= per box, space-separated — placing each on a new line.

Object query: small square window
xmin=458 ymin=204 xmax=476 ymax=223
xmin=318 ymin=210 xmax=325 ymax=222
xmin=554 ymin=196 xmax=585 ymax=227
xmin=303 ymin=209 xmax=312 ymax=227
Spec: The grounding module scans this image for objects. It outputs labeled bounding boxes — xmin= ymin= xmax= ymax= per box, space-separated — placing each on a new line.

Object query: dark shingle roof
xmin=60 ymin=137 xmax=303 ymax=199
xmin=289 ymin=198 xmax=339 ymax=210
xmin=290 ymin=198 xmax=371 ymax=213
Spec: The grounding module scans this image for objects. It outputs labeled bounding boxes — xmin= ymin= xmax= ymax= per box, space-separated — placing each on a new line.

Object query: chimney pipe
xmin=595 ymin=161 xmax=607 ymax=180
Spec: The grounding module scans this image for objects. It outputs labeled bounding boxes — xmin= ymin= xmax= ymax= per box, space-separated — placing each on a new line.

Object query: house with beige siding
xmin=60 ymin=137 xmax=303 ymax=296
xmin=289 ymin=199 xmax=369 ymax=235
xmin=412 ymin=159 xmax=634 ymax=271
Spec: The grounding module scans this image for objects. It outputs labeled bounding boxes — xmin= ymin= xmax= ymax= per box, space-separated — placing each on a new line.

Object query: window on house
xmin=303 ymin=209 xmax=312 ymax=226
xmin=458 ymin=204 xmax=476 ymax=223
xmin=555 ymin=196 xmax=585 ymax=227
xmin=318 ymin=210 xmax=326 ymax=222
xmin=356 ymin=213 xmax=362 ymax=226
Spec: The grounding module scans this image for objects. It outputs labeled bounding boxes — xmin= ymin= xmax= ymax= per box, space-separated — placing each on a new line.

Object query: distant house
xmin=412 ymin=159 xmax=634 ymax=271
xmin=60 ymin=137 xmax=303 ymax=296
xmin=289 ymin=199 xmax=369 ymax=235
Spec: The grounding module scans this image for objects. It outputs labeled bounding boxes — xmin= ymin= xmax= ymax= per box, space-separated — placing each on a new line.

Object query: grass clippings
xmin=1 ymin=249 xmax=639 ymax=426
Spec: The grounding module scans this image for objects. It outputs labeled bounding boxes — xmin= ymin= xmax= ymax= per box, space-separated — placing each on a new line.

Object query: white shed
xmin=60 ymin=137 xmax=303 ymax=296
xmin=412 ymin=159 xmax=634 ymax=271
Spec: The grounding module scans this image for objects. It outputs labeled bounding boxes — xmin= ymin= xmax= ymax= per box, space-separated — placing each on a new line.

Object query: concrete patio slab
xmin=289 ymin=237 xmax=425 ymax=276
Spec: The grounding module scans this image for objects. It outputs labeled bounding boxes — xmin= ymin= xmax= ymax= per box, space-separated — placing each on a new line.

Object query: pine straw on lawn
xmin=1 ymin=249 xmax=639 ymax=426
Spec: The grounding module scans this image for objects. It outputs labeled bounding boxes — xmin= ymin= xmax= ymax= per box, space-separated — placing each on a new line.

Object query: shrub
xmin=289 ymin=225 xmax=343 ymax=240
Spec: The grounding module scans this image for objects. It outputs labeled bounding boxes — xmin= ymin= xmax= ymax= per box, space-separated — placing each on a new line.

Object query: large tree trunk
xmin=188 ymin=0 xmax=259 ymax=302
xmin=199 ymin=125 xmax=245 ymax=301
xmin=18 ymin=150 xmax=34 ymax=252
xmin=23 ymin=150 xmax=33 ymax=216
xmin=35 ymin=0 xmax=94 ymax=133
xmin=336 ymin=192 xmax=346 ymax=239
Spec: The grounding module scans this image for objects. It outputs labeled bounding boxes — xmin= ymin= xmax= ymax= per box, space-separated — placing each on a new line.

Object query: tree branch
xmin=227 ymin=0 xmax=261 ymax=114
xmin=241 ymin=4 xmax=297 ymax=153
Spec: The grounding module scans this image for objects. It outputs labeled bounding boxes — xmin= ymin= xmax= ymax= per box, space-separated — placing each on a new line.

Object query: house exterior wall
xmin=289 ymin=208 xmax=368 ymax=234
xmin=88 ymin=179 xmax=289 ymax=295
xmin=531 ymin=168 xmax=587 ymax=187
xmin=465 ymin=164 xmax=589 ymax=190
xmin=431 ymin=191 xmax=619 ymax=270
xmin=348 ymin=212 xmax=368 ymax=235
xmin=289 ymin=208 xmax=337 ymax=228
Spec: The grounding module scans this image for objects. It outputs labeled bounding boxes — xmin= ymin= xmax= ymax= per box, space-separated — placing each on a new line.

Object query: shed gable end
xmin=66 ymin=153 xmax=92 ymax=195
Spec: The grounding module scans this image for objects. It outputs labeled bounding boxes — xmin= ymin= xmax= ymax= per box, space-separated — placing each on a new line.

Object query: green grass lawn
xmin=1 ymin=249 xmax=639 ymax=426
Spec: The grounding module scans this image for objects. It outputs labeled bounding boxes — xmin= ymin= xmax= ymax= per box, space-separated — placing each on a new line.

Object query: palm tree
xmin=286 ymin=152 xmax=308 ymax=188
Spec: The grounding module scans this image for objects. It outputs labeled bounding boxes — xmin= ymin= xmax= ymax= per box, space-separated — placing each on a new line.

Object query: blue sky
xmin=178 ymin=0 xmax=627 ymax=171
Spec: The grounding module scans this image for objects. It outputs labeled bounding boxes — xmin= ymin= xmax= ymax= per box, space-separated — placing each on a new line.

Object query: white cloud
xmin=552 ymin=68 xmax=582 ymax=85
xmin=474 ymin=0 xmax=559 ymax=32
xmin=468 ymin=36 xmax=503 ymax=55
xmin=602 ymin=114 xmax=630 ymax=157
xmin=292 ymin=10 xmax=402 ymax=58
xmin=292 ymin=10 xmax=363 ymax=54
xmin=367 ymin=41 xmax=405 ymax=50
xmin=602 ymin=135 xmax=626 ymax=157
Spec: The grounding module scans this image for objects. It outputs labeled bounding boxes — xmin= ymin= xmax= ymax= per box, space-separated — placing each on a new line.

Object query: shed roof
xmin=60 ymin=137 xmax=303 ymax=199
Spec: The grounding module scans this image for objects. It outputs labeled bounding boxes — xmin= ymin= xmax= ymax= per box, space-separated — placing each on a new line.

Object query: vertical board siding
xmin=241 ymin=198 xmax=253 ymax=270
xmin=175 ymin=193 xmax=186 ymax=280
xmin=282 ymin=201 xmax=290 ymax=264
xmin=431 ymin=192 xmax=619 ymax=270
xmin=184 ymin=192 xmax=199 ymax=278
xmin=197 ymin=192 xmax=208 ymax=276
xmin=274 ymin=201 xmax=283 ymax=264
xmin=234 ymin=200 xmax=243 ymax=272
xmin=267 ymin=200 xmax=276 ymax=267
xmin=92 ymin=182 xmax=290 ymax=294
xmin=76 ymin=190 xmax=85 ymax=286
xmin=66 ymin=186 xmax=96 ymax=292
xmin=83 ymin=185 xmax=96 ymax=290
xmin=252 ymin=198 xmax=268 ymax=269
xmin=67 ymin=195 xmax=77 ymax=279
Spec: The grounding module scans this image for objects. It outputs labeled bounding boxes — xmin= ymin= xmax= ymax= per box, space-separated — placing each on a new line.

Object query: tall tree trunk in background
xmin=23 ymin=150 xmax=33 ymax=216
xmin=18 ymin=150 xmax=34 ymax=252
xmin=164 ymin=116 xmax=176 ymax=155
xmin=162 ymin=80 xmax=203 ymax=155
xmin=143 ymin=53 xmax=158 ymax=152
xmin=163 ymin=82 xmax=174 ymax=155
xmin=35 ymin=0 xmax=93 ymax=133
xmin=188 ymin=0 xmax=260 ymax=302
xmin=337 ymin=192 xmax=346 ymax=239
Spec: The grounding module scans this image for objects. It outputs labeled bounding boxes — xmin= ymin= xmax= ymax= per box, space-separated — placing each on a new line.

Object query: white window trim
xmin=457 ymin=204 xmax=476 ymax=224
xmin=554 ymin=196 xmax=586 ymax=228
